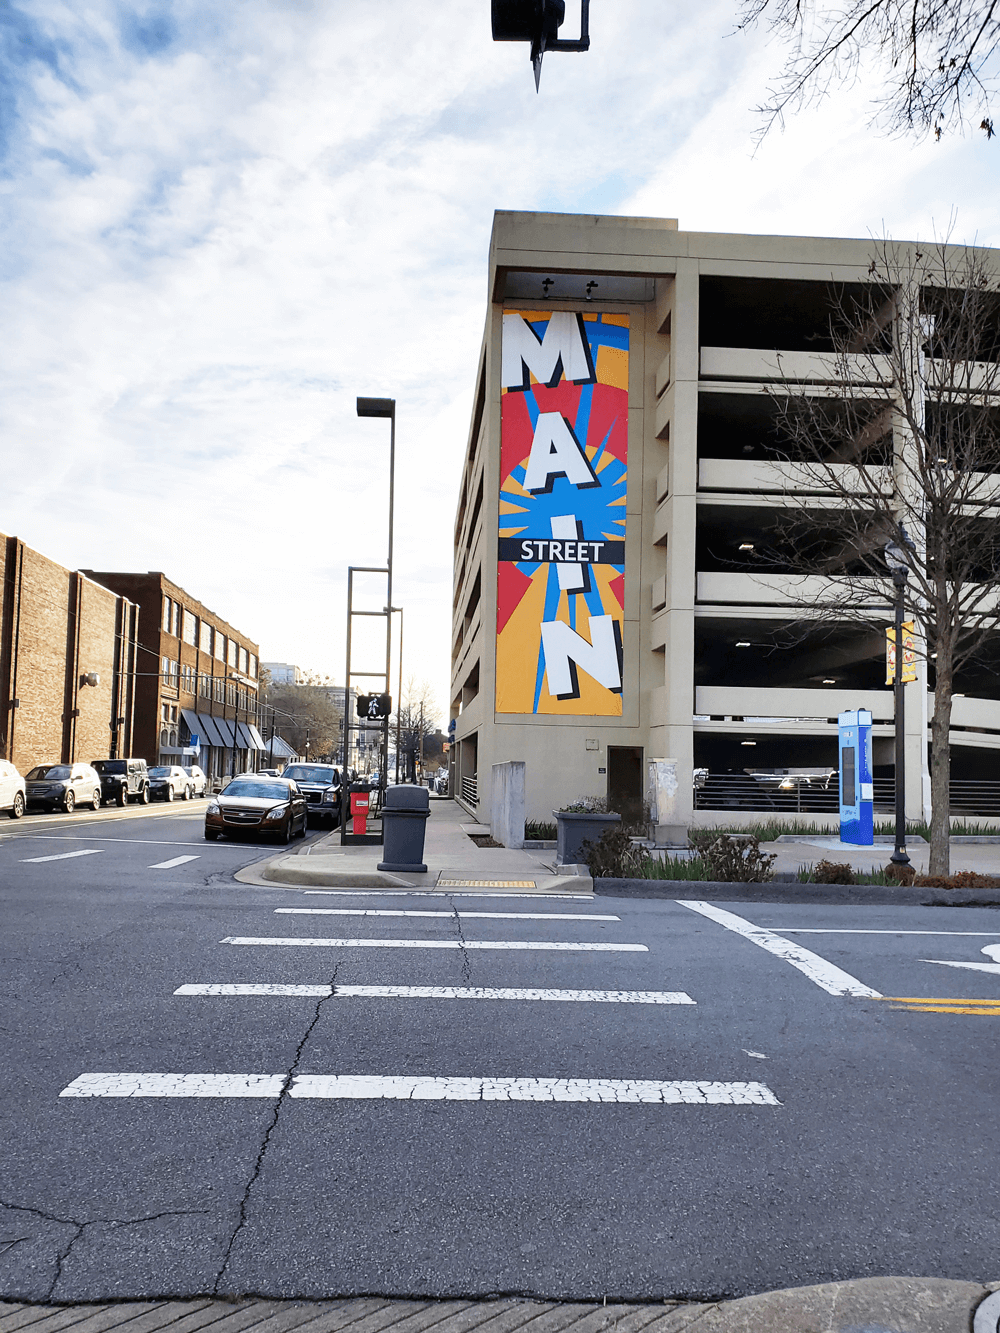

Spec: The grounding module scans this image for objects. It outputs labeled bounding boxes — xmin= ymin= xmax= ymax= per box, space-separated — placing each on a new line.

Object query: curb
xmin=2 ymin=1280 xmax=998 ymax=1333
xmin=593 ymin=878 xmax=1000 ymax=905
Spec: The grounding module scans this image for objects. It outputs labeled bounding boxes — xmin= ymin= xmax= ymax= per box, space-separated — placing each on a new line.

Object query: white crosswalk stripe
xmin=60 ymin=1073 xmax=781 ymax=1104
xmin=275 ymin=908 xmax=620 ymax=921
xmin=149 ymin=855 xmax=200 ymax=870
xmin=222 ymin=936 xmax=648 ymax=952
xmin=174 ymin=983 xmax=696 ymax=1003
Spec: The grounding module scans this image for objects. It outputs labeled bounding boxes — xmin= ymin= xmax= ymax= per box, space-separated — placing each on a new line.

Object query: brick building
xmin=82 ymin=571 xmax=264 ymax=782
xmin=0 ymin=534 xmax=139 ymax=774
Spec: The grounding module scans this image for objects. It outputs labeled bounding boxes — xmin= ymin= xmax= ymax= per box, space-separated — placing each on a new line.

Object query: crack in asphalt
xmin=0 ymin=1198 xmax=208 ymax=1300
xmin=448 ymin=896 xmax=473 ymax=984
xmin=212 ymin=962 xmax=341 ymax=1296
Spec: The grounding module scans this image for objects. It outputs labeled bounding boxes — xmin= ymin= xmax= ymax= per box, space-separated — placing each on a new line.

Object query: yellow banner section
xmin=885 ymin=622 xmax=917 ymax=684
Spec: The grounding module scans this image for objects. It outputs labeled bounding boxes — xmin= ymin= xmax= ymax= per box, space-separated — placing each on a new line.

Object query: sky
xmin=2 ymin=0 xmax=998 ymax=725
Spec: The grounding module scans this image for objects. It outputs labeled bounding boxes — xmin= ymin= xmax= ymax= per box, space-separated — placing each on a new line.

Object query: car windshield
xmin=148 ymin=767 xmax=170 ymax=777
xmin=222 ymin=781 xmax=290 ymax=801
xmin=283 ymin=765 xmax=338 ymax=784
xmin=27 ymin=765 xmax=70 ymax=780
xmin=92 ymin=760 xmax=126 ymax=775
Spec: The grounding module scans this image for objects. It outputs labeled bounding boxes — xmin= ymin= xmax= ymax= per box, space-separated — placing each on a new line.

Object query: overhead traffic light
xmin=491 ymin=0 xmax=590 ymax=91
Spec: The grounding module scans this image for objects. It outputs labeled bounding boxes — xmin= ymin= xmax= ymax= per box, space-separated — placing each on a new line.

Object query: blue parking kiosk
xmin=838 ymin=709 xmax=873 ymax=845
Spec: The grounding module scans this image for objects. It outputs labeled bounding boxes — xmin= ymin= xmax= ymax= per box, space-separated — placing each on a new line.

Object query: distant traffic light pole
xmin=492 ymin=0 xmax=590 ymax=90
xmin=355 ymin=397 xmax=396 ymax=794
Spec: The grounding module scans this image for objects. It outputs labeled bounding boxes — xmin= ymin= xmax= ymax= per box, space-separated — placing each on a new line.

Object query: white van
xmin=0 ymin=761 xmax=26 ymax=819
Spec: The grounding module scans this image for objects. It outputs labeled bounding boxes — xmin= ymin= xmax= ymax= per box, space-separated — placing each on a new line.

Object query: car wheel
xmin=279 ymin=822 xmax=291 ymax=845
xmin=205 ymin=829 xmax=220 ymax=841
xmin=184 ymin=786 xmax=193 ymax=801
xmin=9 ymin=792 xmax=24 ymax=820
xmin=117 ymin=787 xmax=128 ymax=807
xmin=296 ymin=816 xmax=307 ymax=838
xmin=63 ymin=791 xmax=76 ymax=814
xmin=141 ymin=785 xmax=150 ymax=804
xmin=92 ymin=790 xmax=101 ymax=811
xmin=166 ymin=786 xmax=174 ymax=802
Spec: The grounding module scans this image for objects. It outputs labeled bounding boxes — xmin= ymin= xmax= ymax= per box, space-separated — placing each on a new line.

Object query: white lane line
xmin=679 ymin=900 xmax=882 ymax=998
xmin=173 ymin=984 xmax=695 ymax=1003
xmin=920 ymin=959 xmax=1000 ymax=974
xmin=20 ymin=849 xmax=102 ymax=864
xmin=60 ymin=1073 xmax=779 ymax=1104
xmin=221 ymin=936 xmax=647 ymax=952
xmin=149 ymin=855 xmax=200 ymax=870
xmin=275 ymin=908 xmax=619 ymax=921
xmin=769 ymin=929 xmax=1000 ymax=936
xmin=301 ymin=890 xmax=594 ymax=900
xmin=10 ymin=836 xmax=232 ymax=848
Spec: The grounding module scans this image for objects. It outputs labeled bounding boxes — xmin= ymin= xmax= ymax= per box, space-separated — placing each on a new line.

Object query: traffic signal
xmin=491 ymin=0 xmax=589 ymax=90
xmin=356 ymin=693 xmax=392 ymax=719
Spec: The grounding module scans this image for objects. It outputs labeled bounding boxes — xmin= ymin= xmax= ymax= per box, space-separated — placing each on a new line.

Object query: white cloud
xmin=0 ymin=0 xmax=997 ymax=726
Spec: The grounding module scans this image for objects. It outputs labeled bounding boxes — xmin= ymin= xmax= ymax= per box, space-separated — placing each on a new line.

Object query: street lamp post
xmin=885 ymin=528 xmax=917 ymax=866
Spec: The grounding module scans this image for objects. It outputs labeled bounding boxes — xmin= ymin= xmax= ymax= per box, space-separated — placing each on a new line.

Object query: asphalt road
xmin=1 ymin=811 xmax=998 ymax=1304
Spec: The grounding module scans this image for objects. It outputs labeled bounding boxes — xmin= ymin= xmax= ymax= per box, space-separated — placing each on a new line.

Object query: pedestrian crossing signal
xmin=356 ymin=693 xmax=392 ymax=719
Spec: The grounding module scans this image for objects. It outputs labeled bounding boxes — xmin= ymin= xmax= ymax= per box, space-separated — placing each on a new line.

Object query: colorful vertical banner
xmin=885 ymin=621 xmax=917 ymax=684
xmin=496 ymin=310 xmax=628 ymax=715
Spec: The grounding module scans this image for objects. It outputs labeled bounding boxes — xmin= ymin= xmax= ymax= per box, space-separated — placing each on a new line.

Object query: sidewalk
xmin=766 ymin=835 xmax=1000 ymax=879
xmin=4 ymin=1279 xmax=997 ymax=1333
xmin=235 ymin=800 xmax=592 ymax=895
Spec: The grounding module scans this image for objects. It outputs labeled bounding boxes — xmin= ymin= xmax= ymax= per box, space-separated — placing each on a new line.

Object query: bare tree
xmin=394 ymin=679 xmax=441 ymax=782
xmin=264 ymin=684 xmax=343 ymax=763
xmin=740 ymin=0 xmax=1000 ymax=139
xmin=757 ymin=239 xmax=1000 ymax=874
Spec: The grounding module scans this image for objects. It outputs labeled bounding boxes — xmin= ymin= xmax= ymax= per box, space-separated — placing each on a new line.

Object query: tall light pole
xmin=885 ymin=527 xmax=916 ymax=866
xmin=356 ymin=397 xmax=395 ymax=793
xmin=390 ymin=605 xmax=404 ymax=784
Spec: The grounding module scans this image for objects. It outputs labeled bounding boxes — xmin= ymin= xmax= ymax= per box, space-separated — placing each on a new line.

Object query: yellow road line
xmin=889 ymin=1004 xmax=1000 ymax=1014
xmin=881 ymin=996 xmax=997 ymax=1004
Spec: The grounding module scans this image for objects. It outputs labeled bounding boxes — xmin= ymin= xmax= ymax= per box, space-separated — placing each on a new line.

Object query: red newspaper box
xmin=350 ymin=788 xmax=370 ymax=836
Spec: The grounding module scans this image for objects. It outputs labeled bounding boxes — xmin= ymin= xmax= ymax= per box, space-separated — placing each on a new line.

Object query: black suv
xmin=90 ymin=758 xmax=150 ymax=807
xmin=279 ymin=763 xmax=342 ymax=827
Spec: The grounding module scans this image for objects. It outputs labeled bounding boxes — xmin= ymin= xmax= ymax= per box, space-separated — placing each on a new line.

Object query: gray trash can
xmin=377 ymin=784 xmax=431 ymax=873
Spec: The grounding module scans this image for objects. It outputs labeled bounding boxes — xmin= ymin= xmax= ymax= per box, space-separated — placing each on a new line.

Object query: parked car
xmin=182 ymin=765 xmax=209 ymax=797
xmin=0 ymin=760 xmax=26 ymax=819
xmin=280 ymin=763 xmax=343 ymax=827
xmin=91 ymin=758 xmax=150 ymax=807
xmin=25 ymin=763 xmax=103 ymax=813
xmin=204 ymin=776 xmax=307 ymax=843
xmin=148 ymin=765 xmax=194 ymax=801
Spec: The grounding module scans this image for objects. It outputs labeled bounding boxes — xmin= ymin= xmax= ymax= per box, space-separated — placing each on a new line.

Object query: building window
xmin=200 ymin=621 xmax=213 ymax=654
xmin=214 ymin=678 xmax=224 ymax=703
xmin=238 ymin=646 xmax=248 ymax=674
xmin=160 ymin=728 xmax=169 ymax=748
xmin=183 ymin=610 xmax=196 ymax=646
xmin=249 ymin=654 xmax=257 ymax=677
xmin=215 ymin=634 xmax=226 ymax=662
xmin=227 ymin=639 xmax=237 ymax=668
xmin=171 ymin=603 xmax=180 ymax=637
xmin=200 ymin=673 xmax=212 ymax=699
xmin=162 ymin=597 xmax=172 ymax=633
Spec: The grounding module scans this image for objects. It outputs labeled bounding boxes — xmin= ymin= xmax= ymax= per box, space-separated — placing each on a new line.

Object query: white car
xmin=0 ymin=760 xmax=26 ymax=819
xmin=182 ymin=765 xmax=209 ymax=797
xmin=148 ymin=765 xmax=194 ymax=801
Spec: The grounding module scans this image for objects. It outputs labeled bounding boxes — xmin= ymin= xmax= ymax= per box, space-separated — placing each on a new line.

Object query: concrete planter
xmin=554 ymin=810 xmax=621 ymax=867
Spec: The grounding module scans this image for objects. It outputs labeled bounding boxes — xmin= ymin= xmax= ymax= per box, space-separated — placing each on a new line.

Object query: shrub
xmin=703 ymin=834 xmax=776 ymax=883
xmin=558 ymin=796 xmax=610 ymax=814
xmin=884 ymin=862 xmax=916 ymax=885
xmin=581 ymin=826 xmax=645 ymax=878
xmin=913 ymin=870 xmax=1000 ymax=888
xmin=811 ymin=859 xmax=856 ymax=885
xmin=525 ymin=820 xmax=556 ymax=840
